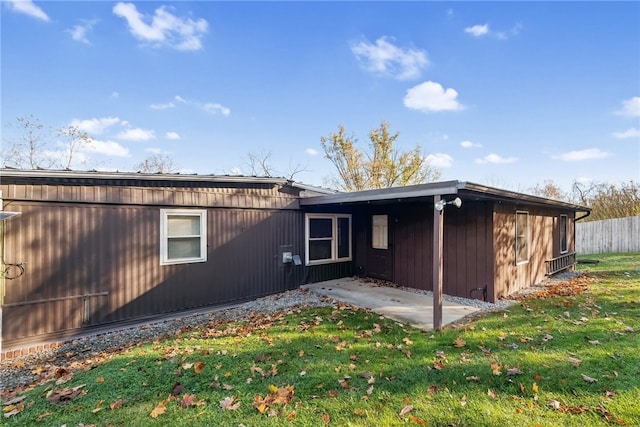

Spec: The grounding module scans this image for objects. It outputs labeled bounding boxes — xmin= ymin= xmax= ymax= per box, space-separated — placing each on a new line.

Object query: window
xmin=160 ymin=210 xmax=207 ymax=265
xmin=515 ymin=211 xmax=529 ymax=265
xmin=305 ymin=214 xmax=351 ymax=265
xmin=372 ymin=215 xmax=388 ymax=249
xmin=559 ymin=214 xmax=568 ymax=254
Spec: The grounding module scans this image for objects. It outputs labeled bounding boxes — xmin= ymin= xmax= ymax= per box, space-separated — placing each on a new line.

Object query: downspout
xmin=575 ymin=210 xmax=591 ymax=222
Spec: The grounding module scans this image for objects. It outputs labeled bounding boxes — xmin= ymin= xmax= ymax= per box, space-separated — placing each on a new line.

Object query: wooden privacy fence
xmin=576 ymin=216 xmax=640 ymax=254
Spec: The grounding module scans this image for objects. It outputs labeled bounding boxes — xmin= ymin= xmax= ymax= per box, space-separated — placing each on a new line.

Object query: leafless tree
xmin=135 ymin=153 xmax=177 ymax=173
xmin=1 ymin=115 xmax=91 ymax=170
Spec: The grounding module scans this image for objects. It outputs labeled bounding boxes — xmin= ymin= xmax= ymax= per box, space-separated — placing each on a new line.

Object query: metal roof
xmin=0 ymin=168 xmax=335 ymax=194
xmin=300 ymin=180 xmax=591 ymax=212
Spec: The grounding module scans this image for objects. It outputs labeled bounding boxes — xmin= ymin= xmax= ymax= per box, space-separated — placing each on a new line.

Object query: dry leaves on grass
xmin=46 ymin=384 xmax=86 ymax=404
xmin=3 ymin=395 xmax=26 ymax=418
xmin=253 ymin=384 xmax=295 ymax=415
xmin=220 ymin=396 xmax=240 ymax=410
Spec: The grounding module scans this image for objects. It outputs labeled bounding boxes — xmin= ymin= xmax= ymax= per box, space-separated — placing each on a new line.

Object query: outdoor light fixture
xmin=435 ymin=197 xmax=462 ymax=211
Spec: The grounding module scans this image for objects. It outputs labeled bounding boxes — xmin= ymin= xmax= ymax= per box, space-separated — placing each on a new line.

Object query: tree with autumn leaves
xmin=320 ymin=121 xmax=441 ymax=192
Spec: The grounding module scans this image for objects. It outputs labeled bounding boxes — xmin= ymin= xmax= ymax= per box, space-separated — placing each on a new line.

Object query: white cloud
xmin=351 ymin=36 xmax=429 ymax=80
xmin=404 ymin=81 xmax=464 ymax=113
xmin=113 ymin=2 xmax=208 ymax=51
xmin=465 ymin=24 xmax=489 ymax=37
xmin=475 ymin=153 xmax=518 ymax=164
xmin=67 ymin=19 xmax=98 ymax=44
xmin=110 ymin=91 xmax=120 ymax=99
xmin=85 ymin=139 xmax=130 ymax=157
xmin=145 ymin=147 xmax=169 ymax=154
xmin=612 ymin=127 xmax=640 ymax=139
xmin=426 ymin=153 xmax=453 ymax=168
xmin=203 ymin=103 xmax=230 ymax=116
xmin=230 ymin=167 xmax=242 ymax=175
xmin=551 ymin=148 xmax=612 ymax=162
xmin=165 ymin=131 xmax=181 ymax=140
xmin=576 ymin=176 xmax=593 ymax=184
xmin=465 ymin=22 xmax=521 ymax=39
xmin=150 ymin=102 xmax=175 ymax=110
xmin=616 ymin=96 xmax=640 ymax=117
xmin=117 ymin=127 xmax=156 ymax=141
xmin=70 ymin=117 xmax=121 ymax=134
xmin=6 ymin=0 xmax=49 ymax=21
xmin=174 ymin=95 xmax=187 ymax=103
xmin=306 ymin=148 xmax=319 ymax=156
xmin=460 ymin=140 xmax=482 ymax=148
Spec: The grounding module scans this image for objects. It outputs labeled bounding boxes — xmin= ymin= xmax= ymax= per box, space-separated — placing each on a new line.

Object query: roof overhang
xmin=300 ymin=180 xmax=591 ymax=212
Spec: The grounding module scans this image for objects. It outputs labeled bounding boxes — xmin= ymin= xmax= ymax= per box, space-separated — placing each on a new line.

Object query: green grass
xmin=3 ymin=252 xmax=639 ymax=426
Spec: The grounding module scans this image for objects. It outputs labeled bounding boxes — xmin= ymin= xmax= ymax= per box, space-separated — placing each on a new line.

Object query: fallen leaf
xmin=453 ymin=337 xmax=466 ymax=348
xmin=220 ymin=396 xmax=241 ymax=410
xmin=548 ymin=400 xmax=561 ymax=410
xmin=171 ymin=382 xmax=184 ymax=396
xmin=433 ymin=360 xmax=445 ymax=370
xmin=180 ymin=393 xmax=195 ymax=408
xmin=409 ymin=415 xmax=427 ymax=425
xmin=399 ymin=405 xmax=414 ymax=416
xmin=532 ymin=382 xmax=539 ymax=393
xmin=466 ymin=376 xmax=480 ymax=382
xmin=588 ymin=340 xmax=601 ymax=345
xmin=194 ymin=361 xmax=205 ymax=374
xmin=96 ymin=377 xmax=105 ymax=383
xmin=567 ymin=356 xmax=582 ymax=367
xmin=110 ymin=399 xmax=125 ymax=410
xmin=490 ymin=362 xmax=502 ymax=375
xmin=487 ymin=389 xmax=498 ymax=399
xmin=507 ymin=367 xmax=523 ymax=376
xmin=2 ymin=395 xmax=26 ymax=406
xmin=581 ymin=374 xmax=597 ymax=383
xmin=322 ymin=412 xmax=331 ymax=424
xmin=150 ymin=399 xmax=167 ymax=418
xmin=427 ymin=385 xmax=438 ymax=394
xmin=91 ymin=400 xmax=103 ymax=414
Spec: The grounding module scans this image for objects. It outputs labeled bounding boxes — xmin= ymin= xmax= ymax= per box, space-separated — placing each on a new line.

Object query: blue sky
xmin=2 ymin=1 xmax=639 ymax=192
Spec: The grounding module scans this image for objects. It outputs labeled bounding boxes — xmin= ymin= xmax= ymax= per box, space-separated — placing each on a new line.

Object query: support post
xmin=432 ymin=195 xmax=444 ymax=331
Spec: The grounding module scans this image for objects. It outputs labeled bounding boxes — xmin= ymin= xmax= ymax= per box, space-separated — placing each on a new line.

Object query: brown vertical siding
xmin=1 ymin=179 xmax=306 ymax=346
xmin=443 ymin=202 xmax=494 ymax=301
xmin=393 ymin=204 xmax=433 ymax=290
xmin=493 ymin=203 xmax=560 ymax=299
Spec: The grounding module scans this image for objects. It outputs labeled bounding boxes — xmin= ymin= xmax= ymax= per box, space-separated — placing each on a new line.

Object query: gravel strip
xmin=1 ymin=272 xmax=584 ymax=392
xmin=1 ymin=289 xmax=333 ymax=392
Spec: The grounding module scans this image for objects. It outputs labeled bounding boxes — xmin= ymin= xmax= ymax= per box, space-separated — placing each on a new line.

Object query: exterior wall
xmin=443 ymin=202 xmax=495 ymax=301
xmin=493 ymin=203 xmax=575 ymax=299
xmin=391 ymin=202 xmax=495 ymax=301
xmin=1 ymin=178 xmax=305 ymax=346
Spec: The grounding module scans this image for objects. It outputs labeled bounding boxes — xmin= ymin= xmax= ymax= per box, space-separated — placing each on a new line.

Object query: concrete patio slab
xmin=301 ymin=277 xmax=480 ymax=330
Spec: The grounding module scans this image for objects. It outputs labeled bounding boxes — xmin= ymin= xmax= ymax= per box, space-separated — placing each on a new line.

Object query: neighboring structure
xmin=0 ymin=169 xmax=589 ymax=350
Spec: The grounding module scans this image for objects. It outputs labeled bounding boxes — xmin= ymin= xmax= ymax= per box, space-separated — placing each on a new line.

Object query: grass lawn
xmin=2 ymin=252 xmax=639 ymax=426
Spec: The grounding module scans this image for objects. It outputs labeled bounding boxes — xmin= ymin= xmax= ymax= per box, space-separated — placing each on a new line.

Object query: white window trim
xmin=305 ymin=213 xmax=352 ymax=266
xmin=160 ymin=209 xmax=207 ymax=265
xmin=515 ymin=210 xmax=530 ymax=265
xmin=559 ymin=214 xmax=568 ymax=254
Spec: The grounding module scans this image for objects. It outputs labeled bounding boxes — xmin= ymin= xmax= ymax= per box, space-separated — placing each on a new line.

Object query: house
xmin=0 ymin=169 xmax=589 ymax=352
